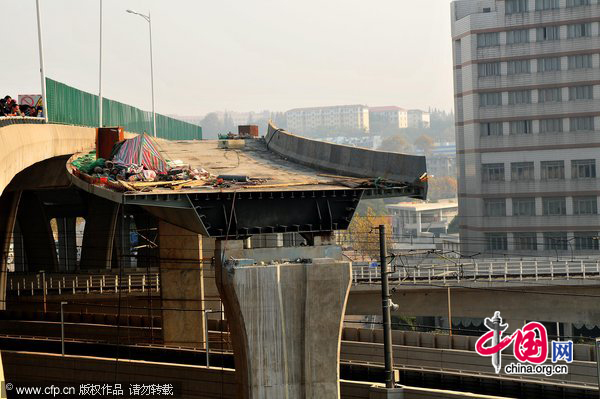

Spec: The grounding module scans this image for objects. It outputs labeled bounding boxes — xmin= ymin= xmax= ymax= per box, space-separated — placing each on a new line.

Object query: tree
xmin=426 ymin=176 xmax=458 ymax=201
xmin=339 ymin=207 xmax=393 ymax=260
xmin=414 ymin=134 xmax=434 ymax=155
xmin=378 ymin=135 xmax=411 ymax=153
xmin=200 ymin=112 xmax=223 ymax=138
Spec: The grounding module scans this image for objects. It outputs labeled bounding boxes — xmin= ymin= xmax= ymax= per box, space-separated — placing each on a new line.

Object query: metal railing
xmin=8 ymin=272 xmax=160 ymax=296
xmin=352 ymin=259 xmax=600 ymax=285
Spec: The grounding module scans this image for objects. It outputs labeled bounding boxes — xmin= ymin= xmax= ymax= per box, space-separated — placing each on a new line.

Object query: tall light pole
xmin=99 ymin=0 xmax=103 ymax=127
xmin=126 ymin=9 xmax=156 ymax=137
xmin=35 ymin=0 xmax=48 ymax=123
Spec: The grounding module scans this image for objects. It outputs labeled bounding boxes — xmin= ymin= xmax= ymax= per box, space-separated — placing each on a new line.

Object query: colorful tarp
xmin=113 ymin=133 xmax=169 ymax=173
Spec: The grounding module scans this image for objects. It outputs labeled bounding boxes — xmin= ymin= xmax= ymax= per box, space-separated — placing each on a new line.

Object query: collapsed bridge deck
xmin=68 ymin=124 xmax=427 ymax=238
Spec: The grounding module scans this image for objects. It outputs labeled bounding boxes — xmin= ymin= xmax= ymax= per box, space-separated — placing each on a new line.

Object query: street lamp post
xmin=126 ymin=9 xmax=156 ymax=137
xmin=99 ymin=0 xmax=103 ymax=127
xmin=35 ymin=0 xmax=48 ymax=123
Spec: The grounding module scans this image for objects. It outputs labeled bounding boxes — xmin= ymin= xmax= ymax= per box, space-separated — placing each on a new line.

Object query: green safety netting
xmin=45 ymin=78 xmax=202 ymax=140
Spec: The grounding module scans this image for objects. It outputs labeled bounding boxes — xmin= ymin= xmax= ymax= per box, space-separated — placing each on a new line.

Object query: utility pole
xmin=379 ymin=225 xmax=395 ymax=388
xmin=595 ymin=338 xmax=600 ymax=399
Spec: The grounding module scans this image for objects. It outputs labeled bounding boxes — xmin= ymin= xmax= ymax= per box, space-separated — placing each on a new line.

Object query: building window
xmin=544 ymin=232 xmax=568 ymax=250
xmin=541 ymin=161 xmax=565 ymax=179
xmin=507 ymin=29 xmax=530 ymax=44
xmin=570 ymin=117 xmax=594 ymax=132
xmin=513 ymin=197 xmax=536 ymax=216
xmin=482 ymin=163 xmax=505 ymax=181
xmin=537 ymin=26 xmax=560 ymax=41
xmin=480 ymin=92 xmax=502 ymax=107
xmin=572 ymin=159 xmax=596 ymax=179
xmin=568 ymin=54 xmax=593 ymax=69
xmin=568 ymin=23 xmax=592 ymax=38
xmin=511 ymin=162 xmax=534 ymax=181
xmin=486 ymin=233 xmax=508 ymax=251
xmin=573 ymin=196 xmax=598 ymax=215
xmin=542 ymin=197 xmax=566 ymax=215
xmin=536 ymin=0 xmax=560 ymax=9
xmin=575 ymin=232 xmax=599 ymax=250
xmin=537 ymin=57 xmax=561 ymax=72
xmin=506 ymin=0 xmax=528 ymax=13
xmin=508 ymin=90 xmax=532 ymax=105
xmin=567 ymin=0 xmax=591 ymax=7
xmin=569 ymin=85 xmax=594 ymax=100
xmin=507 ymin=60 xmax=531 ymax=75
xmin=480 ymin=122 xmax=504 ymax=136
xmin=514 ymin=233 xmax=538 ymax=250
xmin=539 ymin=118 xmax=563 ymax=133
xmin=510 ymin=120 xmax=533 ymax=135
xmin=478 ymin=32 xmax=500 ymax=47
xmin=478 ymin=62 xmax=501 ymax=77
xmin=484 ymin=198 xmax=506 ymax=216
xmin=538 ymin=88 xmax=562 ymax=103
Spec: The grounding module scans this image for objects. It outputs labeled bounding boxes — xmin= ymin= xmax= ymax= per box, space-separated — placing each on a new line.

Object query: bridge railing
xmin=352 ymin=258 xmax=600 ymax=284
xmin=7 ymin=272 xmax=160 ymax=296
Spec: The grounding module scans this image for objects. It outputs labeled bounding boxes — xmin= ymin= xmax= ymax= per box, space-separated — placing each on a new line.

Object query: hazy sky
xmin=2 ymin=0 xmax=454 ymax=116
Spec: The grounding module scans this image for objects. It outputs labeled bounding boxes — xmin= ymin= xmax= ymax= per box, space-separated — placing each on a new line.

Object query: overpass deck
xmin=67 ymin=124 xmax=427 ymax=237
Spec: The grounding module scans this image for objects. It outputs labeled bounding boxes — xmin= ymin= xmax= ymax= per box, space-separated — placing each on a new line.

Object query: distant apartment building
xmin=451 ymin=0 xmax=600 ymax=256
xmin=387 ymin=199 xmax=459 ymax=238
xmin=407 ymin=109 xmax=431 ymax=128
xmin=285 ymin=105 xmax=370 ymax=134
xmin=368 ymin=106 xmax=408 ymax=130
xmin=428 ymin=155 xmax=457 ymax=177
xmin=414 ymin=142 xmax=457 ymax=177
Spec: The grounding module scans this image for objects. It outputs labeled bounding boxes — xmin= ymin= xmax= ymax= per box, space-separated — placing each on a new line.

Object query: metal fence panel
xmin=45 ymin=78 xmax=202 ymax=140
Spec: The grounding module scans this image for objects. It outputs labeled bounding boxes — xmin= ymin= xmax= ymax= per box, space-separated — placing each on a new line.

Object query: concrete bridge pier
xmin=158 ymin=220 xmax=207 ymax=349
xmin=0 ymin=190 xmax=20 ymax=309
xmin=80 ymin=196 xmax=120 ymax=270
xmin=214 ymin=239 xmax=351 ymax=399
xmin=56 ymin=217 xmax=78 ymax=271
xmin=16 ymin=191 xmax=58 ymax=272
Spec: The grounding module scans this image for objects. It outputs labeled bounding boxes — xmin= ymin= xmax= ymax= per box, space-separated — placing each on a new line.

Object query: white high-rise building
xmin=285 ymin=105 xmax=370 ymax=134
xmin=451 ymin=0 xmax=600 ymax=256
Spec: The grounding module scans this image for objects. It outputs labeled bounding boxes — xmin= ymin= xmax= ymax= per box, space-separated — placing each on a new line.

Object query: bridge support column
xmin=80 ymin=196 xmax=120 ymax=270
xmin=17 ymin=191 xmax=58 ymax=272
xmin=0 ymin=190 xmax=21 ymax=309
xmin=57 ymin=217 xmax=77 ymax=271
xmin=158 ymin=220 xmax=206 ymax=349
xmin=215 ymin=239 xmax=351 ymax=399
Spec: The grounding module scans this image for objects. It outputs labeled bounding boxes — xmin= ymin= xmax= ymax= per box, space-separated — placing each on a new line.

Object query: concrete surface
xmin=347 ymin=283 xmax=600 ymax=324
xmin=159 ymin=221 xmax=206 ymax=348
xmin=265 ymin=122 xmax=427 ymax=187
xmin=216 ymin=253 xmax=351 ymax=399
xmin=0 ymin=123 xmax=95 ymax=197
xmin=1 ymin=351 xmax=518 ymax=399
xmin=79 ymin=195 xmax=120 ymax=270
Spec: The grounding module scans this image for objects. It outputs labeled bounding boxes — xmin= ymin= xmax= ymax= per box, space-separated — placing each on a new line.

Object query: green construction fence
xmin=45 ymin=78 xmax=202 ymax=140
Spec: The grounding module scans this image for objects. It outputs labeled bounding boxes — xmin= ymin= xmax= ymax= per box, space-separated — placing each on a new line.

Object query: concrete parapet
xmin=265 ymin=123 xmax=427 ymax=188
xmin=0 ymin=123 xmax=95 ymax=197
xmin=216 ymin=257 xmax=351 ymax=399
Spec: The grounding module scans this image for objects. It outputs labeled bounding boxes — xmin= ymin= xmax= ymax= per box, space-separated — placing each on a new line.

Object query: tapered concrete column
xmin=16 ymin=191 xmax=58 ymax=272
xmin=80 ymin=196 xmax=120 ymax=270
xmin=216 ymin=247 xmax=351 ymax=399
xmin=158 ymin=220 xmax=206 ymax=348
xmin=12 ymin=222 xmax=25 ymax=272
xmin=57 ymin=217 xmax=77 ymax=271
xmin=0 ymin=191 xmax=21 ymax=309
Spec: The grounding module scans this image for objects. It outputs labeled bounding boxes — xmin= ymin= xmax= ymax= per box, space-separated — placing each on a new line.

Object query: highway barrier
xmin=45 ymin=78 xmax=202 ymax=140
